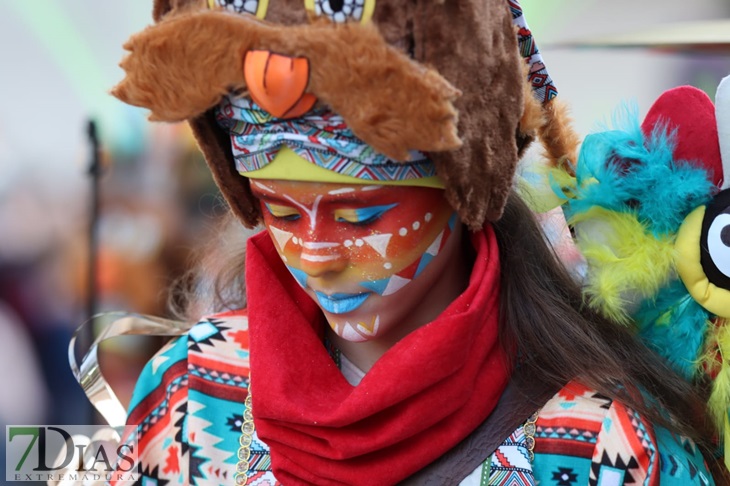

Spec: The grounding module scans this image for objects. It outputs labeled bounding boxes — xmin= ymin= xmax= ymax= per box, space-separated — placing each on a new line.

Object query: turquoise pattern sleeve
xmin=127 ymin=335 xmax=189 ymax=414
xmin=532 ymin=381 xmax=715 ymax=485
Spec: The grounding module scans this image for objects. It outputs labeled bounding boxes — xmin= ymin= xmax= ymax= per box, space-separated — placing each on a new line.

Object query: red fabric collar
xmin=246 ymin=225 xmax=510 ymax=485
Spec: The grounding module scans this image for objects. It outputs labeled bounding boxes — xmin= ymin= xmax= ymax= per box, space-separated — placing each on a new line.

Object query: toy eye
xmin=700 ymin=189 xmax=730 ymax=289
xmin=306 ymin=0 xmax=375 ymax=24
xmin=209 ymin=0 xmax=268 ymax=19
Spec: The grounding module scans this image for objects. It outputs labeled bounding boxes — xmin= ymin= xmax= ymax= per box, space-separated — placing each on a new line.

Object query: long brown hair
xmin=494 ymin=192 xmax=728 ymax=478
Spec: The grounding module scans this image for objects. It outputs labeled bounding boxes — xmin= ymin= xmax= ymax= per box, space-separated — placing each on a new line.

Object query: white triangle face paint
xmin=362 ymin=233 xmax=392 ymax=258
xmin=356 ymin=315 xmax=380 ymax=336
xmin=269 ymin=225 xmax=294 ymax=251
xmin=425 ymin=230 xmax=445 ymax=256
xmin=342 ymin=322 xmax=367 ymax=342
xmin=382 ymin=275 xmax=411 ymax=296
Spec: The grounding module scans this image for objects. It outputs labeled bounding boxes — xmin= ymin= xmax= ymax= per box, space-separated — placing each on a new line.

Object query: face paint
xmin=251 ymin=180 xmax=460 ymax=342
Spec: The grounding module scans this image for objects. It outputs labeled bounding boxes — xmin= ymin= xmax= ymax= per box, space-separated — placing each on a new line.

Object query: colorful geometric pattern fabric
xmin=122 ymin=312 xmax=715 ymax=485
xmin=487 ymin=426 xmax=536 ymax=486
xmin=509 ymin=0 xmax=558 ymax=103
xmin=215 ymin=95 xmax=436 ymax=182
xmin=119 ymin=311 xmax=277 ymax=486
xmin=460 ymin=424 xmax=537 ymax=485
xmin=533 ymin=381 xmax=714 ymax=486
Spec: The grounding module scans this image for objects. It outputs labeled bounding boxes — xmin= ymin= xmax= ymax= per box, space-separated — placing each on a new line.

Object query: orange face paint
xmin=251 ymin=179 xmax=459 ymax=342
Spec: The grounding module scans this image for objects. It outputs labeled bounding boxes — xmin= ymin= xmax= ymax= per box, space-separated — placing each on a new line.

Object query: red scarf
xmin=246 ymin=225 xmax=510 ymax=485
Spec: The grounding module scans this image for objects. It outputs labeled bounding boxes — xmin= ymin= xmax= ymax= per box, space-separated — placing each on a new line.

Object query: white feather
xmin=716 ymin=75 xmax=730 ymax=189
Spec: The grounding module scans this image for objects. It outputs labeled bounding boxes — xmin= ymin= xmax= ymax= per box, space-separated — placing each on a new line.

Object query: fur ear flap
xmin=412 ymin=0 xmax=524 ymax=228
xmin=153 ymin=0 xmax=206 ymax=22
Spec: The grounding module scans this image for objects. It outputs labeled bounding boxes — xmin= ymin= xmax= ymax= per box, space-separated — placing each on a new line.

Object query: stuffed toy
xmin=550 ymin=77 xmax=730 ymax=467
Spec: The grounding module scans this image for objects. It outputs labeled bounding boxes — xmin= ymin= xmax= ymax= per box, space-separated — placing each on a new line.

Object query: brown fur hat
xmin=114 ymin=0 xmax=577 ymax=230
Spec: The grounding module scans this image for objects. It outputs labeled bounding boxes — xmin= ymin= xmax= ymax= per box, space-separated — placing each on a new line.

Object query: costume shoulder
xmin=126 ymin=309 xmax=253 ymax=485
xmin=533 ymin=381 xmax=715 ymax=485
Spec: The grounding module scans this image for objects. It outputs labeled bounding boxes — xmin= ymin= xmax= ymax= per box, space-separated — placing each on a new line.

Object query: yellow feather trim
xmin=515 ymin=164 xmax=574 ymax=213
xmin=707 ymin=319 xmax=730 ymax=466
xmin=569 ymin=207 xmax=675 ymax=323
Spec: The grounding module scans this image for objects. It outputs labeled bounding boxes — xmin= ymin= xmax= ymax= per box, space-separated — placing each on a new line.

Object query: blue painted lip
xmin=314 ymin=292 xmax=370 ymax=314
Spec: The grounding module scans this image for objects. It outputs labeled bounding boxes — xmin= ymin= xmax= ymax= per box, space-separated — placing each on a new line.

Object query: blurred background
xmin=0 ymin=0 xmax=729 ymax=469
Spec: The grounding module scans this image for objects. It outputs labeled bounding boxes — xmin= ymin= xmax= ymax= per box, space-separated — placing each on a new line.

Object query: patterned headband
xmin=215 ymin=95 xmax=444 ymax=188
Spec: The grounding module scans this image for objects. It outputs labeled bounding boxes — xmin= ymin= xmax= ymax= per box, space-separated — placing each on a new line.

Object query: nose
xmin=297 ymin=241 xmax=349 ymax=278
xmin=243 ymin=50 xmax=317 ymax=119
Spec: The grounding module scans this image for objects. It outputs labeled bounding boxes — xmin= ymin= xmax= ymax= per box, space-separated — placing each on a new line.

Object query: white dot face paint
xmin=251 ymin=180 xmax=458 ymax=343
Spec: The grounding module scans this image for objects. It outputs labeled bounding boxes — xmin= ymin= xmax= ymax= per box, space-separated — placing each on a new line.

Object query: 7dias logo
xmin=5 ymin=425 xmax=139 ymax=482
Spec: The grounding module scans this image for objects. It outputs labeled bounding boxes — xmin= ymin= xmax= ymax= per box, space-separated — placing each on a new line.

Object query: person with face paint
xmin=250 ymin=179 xmax=465 ymax=365
xmin=98 ymin=0 xmax=728 ymax=484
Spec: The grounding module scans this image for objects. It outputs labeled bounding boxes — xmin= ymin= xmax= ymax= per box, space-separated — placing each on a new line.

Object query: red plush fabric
xmin=245 ymin=225 xmax=510 ymax=485
xmin=641 ymin=86 xmax=723 ymax=187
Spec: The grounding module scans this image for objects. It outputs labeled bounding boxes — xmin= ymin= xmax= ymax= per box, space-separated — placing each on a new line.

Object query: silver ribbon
xmin=69 ymin=312 xmax=192 ymax=428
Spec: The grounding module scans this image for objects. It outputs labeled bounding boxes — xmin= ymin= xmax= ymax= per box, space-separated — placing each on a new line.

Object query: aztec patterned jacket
xmin=124 ymin=311 xmax=714 ymax=486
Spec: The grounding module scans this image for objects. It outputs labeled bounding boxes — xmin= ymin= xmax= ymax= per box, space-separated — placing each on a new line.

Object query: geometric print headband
xmin=215 ymin=95 xmax=443 ymax=187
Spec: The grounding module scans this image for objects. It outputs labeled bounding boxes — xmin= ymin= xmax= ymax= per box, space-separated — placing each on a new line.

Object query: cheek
xmin=345 ymin=201 xmax=455 ymax=279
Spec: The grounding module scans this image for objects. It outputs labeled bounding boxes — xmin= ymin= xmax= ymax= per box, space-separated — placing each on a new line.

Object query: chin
xmin=326 ymin=312 xmax=382 ymax=342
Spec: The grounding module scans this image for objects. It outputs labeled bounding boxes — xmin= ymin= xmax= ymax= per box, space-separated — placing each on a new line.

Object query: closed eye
xmin=265 ymin=203 xmax=301 ymax=221
xmin=334 ymin=203 xmax=398 ymax=225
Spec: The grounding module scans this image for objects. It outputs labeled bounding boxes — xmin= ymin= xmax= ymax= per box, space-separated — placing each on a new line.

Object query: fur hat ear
xmin=412 ymin=0 xmax=524 ymax=229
